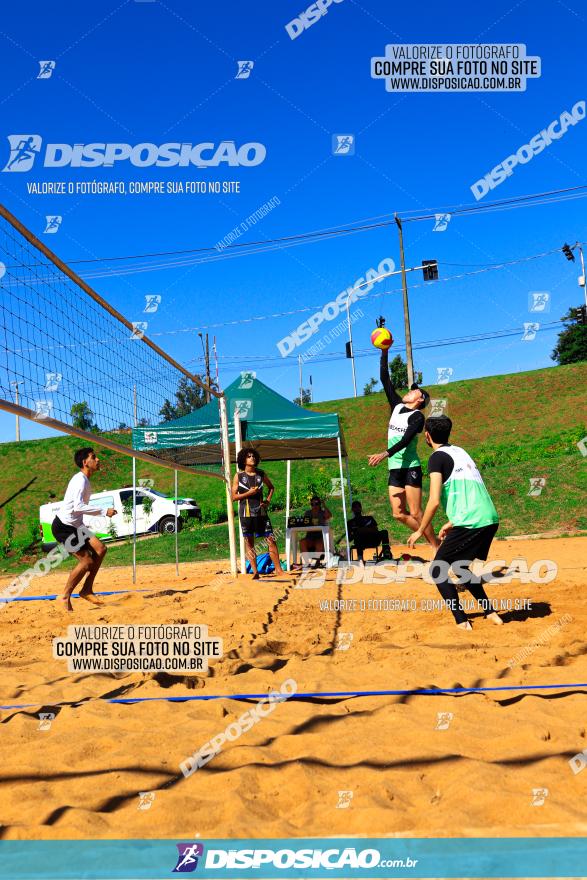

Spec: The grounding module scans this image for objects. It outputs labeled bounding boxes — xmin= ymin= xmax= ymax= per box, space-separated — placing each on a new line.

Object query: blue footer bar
xmin=0 ymin=837 xmax=586 ymax=879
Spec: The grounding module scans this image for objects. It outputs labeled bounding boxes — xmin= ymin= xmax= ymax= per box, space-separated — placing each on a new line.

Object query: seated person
xmin=346 ymin=500 xmax=393 ymax=562
xmin=299 ymin=496 xmax=332 ymax=565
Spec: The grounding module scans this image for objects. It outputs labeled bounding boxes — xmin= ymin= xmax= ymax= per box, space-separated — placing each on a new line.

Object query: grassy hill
xmin=0 ymin=363 xmax=585 ymax=575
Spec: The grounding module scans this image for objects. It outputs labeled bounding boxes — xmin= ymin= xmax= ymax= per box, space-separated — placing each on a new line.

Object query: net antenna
xmin=0 ymin=202 xmax=237 ymax=574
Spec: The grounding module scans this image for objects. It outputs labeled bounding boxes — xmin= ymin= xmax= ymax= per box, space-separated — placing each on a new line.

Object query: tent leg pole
xmin=285 ymin=459 xmax=291 ymax=572
xmin=233 ymin=412 xmax=246 ymax=575
xmin=345 ymin=456 xmax=353 ymax=508
xmin=219 ymin=395 xmax=238 ymax=577
xmin=337 ymin=437 xmax=350 ymax=562
xmin=132 ymin=458 xmax=137 ymax=585
xmin=174 ymin=469 xmax=179 ymax=577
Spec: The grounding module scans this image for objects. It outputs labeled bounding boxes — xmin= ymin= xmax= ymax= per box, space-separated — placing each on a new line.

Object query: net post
xmin=233 ymin=411 xmax=246 ymax=575
xmin=337 ymin=436 xmax=350 ymax=562
xmin=219 ymin=395 xmax=237 ymax=576
xmin=132 ymin=458 xmax=137 ymax=585
xmin=174 ymin=469 xmax=179 ymax=577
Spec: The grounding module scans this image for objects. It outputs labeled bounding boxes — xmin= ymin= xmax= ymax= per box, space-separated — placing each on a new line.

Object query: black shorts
xmin=388 ymin=466 xmax=422 ymax=489
xmin=434 ymin=522 xmax=499 ymax=565
xmin=51 ymin=516 xmax=92 ymax=554
xmin=240 ymin=514 xmax=273 ymax=538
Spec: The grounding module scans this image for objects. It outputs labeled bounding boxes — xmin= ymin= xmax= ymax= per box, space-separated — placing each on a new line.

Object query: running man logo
xmin=577 ymin=437 xmax=587 ymax=457
xmin=332 ymin=134 xmax=355 ymax=155
xmin=335 ymin=632 xmax=353 ymax=651
xmin=239 ymin=371 xmax=256 ymax=388
xmin=173 ymin=843 xmax=204 ymax=873
xmin=138 ymin=478 xmax=155 ymax=488
xmin=531 ymin=788 xmax=548 ymax=806
xmin=231 ymin=399 xmax=253 ymax=420
xmin=130 ymin=322 xmax=148 ymax=340
xmin=522 ymin=321 xmax=539 ymax=341
xmin=336 ymin=790 xmax=354 ymax=808
xmin=0 ymin=262 xmax=5 ymax=280
xmin=433 ymin=213 xmax=451 ymax=232
xmin=569 ymin=749 xmax=587 ymax=775
xmin=529 ymin=291 xmax=550 ymax=313
xmin=144 ymin=294 xmax=162 ymax=313
xmin=44 ymin=215 xmax=62 ymax=234
xmin=44 ymin=372 xmax=62 ymax=392
xmin=38 ymin=712 xmax=56 ymax=731
xmin=429 ymin=399 xmax=448 ymax=417
xmin=528 ymin=476 xmax=547 ymax=497
xmin=33 ymin=400 xmax=53 ymax=421
xmin=3 ymin=135 xmax=42 ymax=172
xmin=329 ymin=477 xmax=347 ymax=497
xmin=37 ymin=60 xmax=56 ymax=79
xmin=235 ymin=61 xmax=254 ymax=79
xmin=436 ymin=367 xmax=453 ymax=385
xmin=143 ymin=431 xmax=158 ymax=444
xmin=137 ymin=791 xmax=155 ymax=811
xmin=435 ymin=711 xmax=453 ymax=730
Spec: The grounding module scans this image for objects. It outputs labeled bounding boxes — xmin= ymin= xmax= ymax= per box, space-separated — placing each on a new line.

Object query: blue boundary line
xmin=2 ymin=682 xmax=586 ymax=710
xmin=0 ymin=588 xmax=151 ymax=603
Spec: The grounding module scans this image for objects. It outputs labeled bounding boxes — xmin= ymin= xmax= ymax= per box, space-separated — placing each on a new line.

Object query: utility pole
xmin=395 ymin=214 xmax=415 ymax=387
xmin=577 ymin=244 xmax=587 ymax=309
xmin=198 ymin=332 xmax=211 ymax=402
xmin=298 ymin=354 xmax=303 ymax=404
xmin=11 ymin=381 xmax=23 ymax=441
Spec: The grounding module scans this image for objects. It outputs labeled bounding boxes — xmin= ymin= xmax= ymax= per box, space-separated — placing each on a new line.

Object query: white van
xmin=40 ymin=487 xmax=202 ymax=551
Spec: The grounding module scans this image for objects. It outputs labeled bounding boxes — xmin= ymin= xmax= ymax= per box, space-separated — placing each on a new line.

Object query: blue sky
xmin=0 ymin=0 xmax=585 ymax=442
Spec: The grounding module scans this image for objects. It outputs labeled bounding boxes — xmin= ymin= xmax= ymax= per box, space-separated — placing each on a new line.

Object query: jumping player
xmin=368 ymin=344 xmax=439 ymax=548
xmin=232 ymin=448 xmax=281 ymax=579
xmin=51 ymin=448 xmax=116 ymax=611
xmin=407 ymin=415 xmax=503 ymax=630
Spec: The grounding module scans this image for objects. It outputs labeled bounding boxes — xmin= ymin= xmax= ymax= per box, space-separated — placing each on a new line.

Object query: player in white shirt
xmin=51 ymin=447 xmax=116 ymax=611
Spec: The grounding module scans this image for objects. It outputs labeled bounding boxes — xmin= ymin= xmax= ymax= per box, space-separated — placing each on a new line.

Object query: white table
xmin=285 ymin=525 xmax=335 ymax=571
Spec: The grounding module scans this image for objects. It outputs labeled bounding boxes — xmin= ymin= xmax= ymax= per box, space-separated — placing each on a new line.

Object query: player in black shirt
xmin=345 ymin=500 xmax=393 ymax=562
xmin=231 ymin=448 xmax=281 ymax=579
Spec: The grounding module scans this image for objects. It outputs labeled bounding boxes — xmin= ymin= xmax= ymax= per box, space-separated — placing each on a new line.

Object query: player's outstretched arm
xmin=380 ymin=348 xmax=402 ymax=408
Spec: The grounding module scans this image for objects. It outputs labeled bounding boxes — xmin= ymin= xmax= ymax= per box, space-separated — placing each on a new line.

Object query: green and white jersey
xmin=428 ymin=444 xmax=498 ymax=528
xmin=387 ymin=404 xmax=423 ymax=469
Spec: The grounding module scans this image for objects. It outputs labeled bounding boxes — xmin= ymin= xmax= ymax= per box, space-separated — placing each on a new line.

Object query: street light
xmin=561 ymin=241 xmax=587 ymax=308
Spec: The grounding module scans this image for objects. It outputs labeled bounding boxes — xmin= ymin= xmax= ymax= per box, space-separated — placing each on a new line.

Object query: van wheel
xmin=158 ymin=516 xmax=182 ymax=535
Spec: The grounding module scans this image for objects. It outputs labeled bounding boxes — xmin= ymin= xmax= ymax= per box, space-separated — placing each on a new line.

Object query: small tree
xmin=160 ymin=377 xmax=213 ymax=421
xmin=294 ymin=388 xmax=311 ymax=406
xmin=363 ymin=378 xmax=378 ymax=395
xmin=552 ymin=306 xmax=587 ymax=365
xmin=388 ymin=355 xmax=422 ymax=390
xmin=70 ymin=401 xmax=98 ymax=432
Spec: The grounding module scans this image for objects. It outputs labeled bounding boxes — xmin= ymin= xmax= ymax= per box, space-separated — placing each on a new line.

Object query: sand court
xmin=0 ymin=536 xmax=586 ymax=840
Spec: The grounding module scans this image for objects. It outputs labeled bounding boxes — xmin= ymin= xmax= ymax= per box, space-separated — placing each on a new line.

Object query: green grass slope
xmin=0 ymin=363 xmax=585 ymax=575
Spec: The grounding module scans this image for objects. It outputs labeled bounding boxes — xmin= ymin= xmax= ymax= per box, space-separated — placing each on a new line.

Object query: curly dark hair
xmin=237 ymin=447 xmax=260 ymax=469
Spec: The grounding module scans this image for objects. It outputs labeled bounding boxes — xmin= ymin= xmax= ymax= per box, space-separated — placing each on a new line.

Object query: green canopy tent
xmin=132 ymin=374 xmax=351 ymax=572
